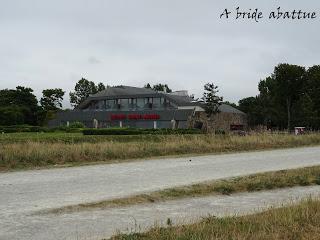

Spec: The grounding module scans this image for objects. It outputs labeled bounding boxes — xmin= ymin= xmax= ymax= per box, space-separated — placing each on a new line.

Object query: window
xmin=144 ymin=98 xmax=152 ymax=109
xmin=153 ymin=98 xmax=161 ymax=108
xmin=116 ymin=99 xmax=121 ymax=109
xmin=162 ymin=98 xmax=171 ymax=108
xmin=93 ymin=101 xmax=103 ymax=110
xmin=129 ymin=98 xmax=137 ymax=109
xmin=120 ymin=99 xmax=129 ymax=110
xmin=144 ymin=97 xmax=151 ymax=104
xmin=137 ymin=98 xmax=144 ymax=108
xmin=106 ymin=99 xmax=116 ymax=109
xmin=97 ymin=100 xmax=105 ymax=110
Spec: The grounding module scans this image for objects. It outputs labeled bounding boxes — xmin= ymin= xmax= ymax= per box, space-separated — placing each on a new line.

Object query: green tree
xmin=256 ymin=64 xmax=305 ymax=130
xmin=231 ymin=64 xmax=319 ymax=130
xmin=272 ymin=64 xmax=305 ymax=130
xmin=257 ymin=77 xmax=281 ymax=127
xmin=305 ymin=65 xmax=320 ymax=105
xmin=302 ymin=65 xmax=320 ymax=128
xmin=69 ymin=78 xmax=106 ymax=107
xmin=97 ymin=82 xmax=106 ymax=92
xmin=152 ymin=84 xmax=172 ymax=93
xmin=40 ymin=88 xmax=65 ymax=110
xmin=238 ymin=97 xmax=265 ymax=127
xmin=0 ymin=106 xmax=25 ymax=125
xmin=0 ymin=86 xmax=39 ymax=125
xmin=202 ymin=83 xmax=223 ymax=118
xmin=144 ymin=83 xmax=172 ymax=93
xmin=144 ymin=83 xmax=152 ymax=89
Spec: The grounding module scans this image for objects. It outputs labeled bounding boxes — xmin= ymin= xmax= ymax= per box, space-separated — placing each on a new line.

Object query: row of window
xmin=62 ymin=120 xmax=187 ymax=129
xmin=88 ymin=97 xmax=174 ymax=110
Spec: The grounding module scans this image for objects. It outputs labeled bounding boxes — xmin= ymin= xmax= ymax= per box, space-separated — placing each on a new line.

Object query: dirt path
xmin=1 ymin=146 xmax=320 ymax=239
xmin=1 ymin=186 xmax=320 ymax=240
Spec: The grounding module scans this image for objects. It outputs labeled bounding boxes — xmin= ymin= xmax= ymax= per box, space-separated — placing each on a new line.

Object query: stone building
xmin=187 ymin=105 xmax=247 ymax=133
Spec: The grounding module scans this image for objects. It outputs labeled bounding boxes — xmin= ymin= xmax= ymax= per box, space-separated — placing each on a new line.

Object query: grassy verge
xmin=0 ymin=132 xmax=173 ymax=144
xmin=44 ymin=166 xmax=320 ymax=214
xmin=1 ymin=133 xmax=320 ymax=171
xmin=110 ymin=198 xmax=320 ymax=240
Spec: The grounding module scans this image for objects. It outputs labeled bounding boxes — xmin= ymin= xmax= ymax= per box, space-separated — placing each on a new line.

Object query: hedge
xmin=0 ymin=125 xmax=50 ymax=133
xmin=82 ymin=128 xmax=202 ymax=135
xmin=0 ymin=125 xmax=82 ymax=133
xmin=0 ymin=126 xmax=202 ymax=135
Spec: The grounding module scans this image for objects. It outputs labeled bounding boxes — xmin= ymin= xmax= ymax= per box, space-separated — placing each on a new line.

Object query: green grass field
xmin=1 ymin=132 xmax=320 ymax=171
xmin=0 ymin=132 xmax=168 ymax=143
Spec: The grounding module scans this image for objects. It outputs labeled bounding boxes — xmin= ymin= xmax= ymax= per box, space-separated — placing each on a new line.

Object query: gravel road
xmin=1 ymin=146 xmax=320 ymax=239
xmin=2 ymin=186 xmax=320 ymax=240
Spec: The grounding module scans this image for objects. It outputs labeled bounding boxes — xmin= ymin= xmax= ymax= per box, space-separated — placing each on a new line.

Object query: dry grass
xmin=110 ymin=198 xmax=320 ymax=240
xmin=1 ymin=133 xmax=320 ymax=171
xmin=43 ymin=166 xmax=320 ymax=214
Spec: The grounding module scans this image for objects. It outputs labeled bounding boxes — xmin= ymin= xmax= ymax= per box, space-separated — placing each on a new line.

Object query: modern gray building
xmin=49 ymin=86 xmax=246 ymax=130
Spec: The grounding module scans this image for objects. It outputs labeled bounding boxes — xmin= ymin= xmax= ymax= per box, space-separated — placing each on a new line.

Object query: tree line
xmin=0 ymin=79 xmax=175 ymax=125
xmin=0 ymin=78 xmax=106 ymax=125
xmin=238 ymin=64 xmax=320 ymax=130
xmin=0 ymin=63 xmax=319 ymax=130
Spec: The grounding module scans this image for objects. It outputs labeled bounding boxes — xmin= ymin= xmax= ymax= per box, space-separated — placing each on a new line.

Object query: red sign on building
xmin=110 ymin=114 xmax=126 ymax=120
xmin=111 ymin=114 xmax=160 ymax=120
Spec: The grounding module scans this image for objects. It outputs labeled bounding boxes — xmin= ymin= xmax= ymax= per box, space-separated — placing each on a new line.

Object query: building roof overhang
xmin=76 ymin=85 xmax=246 ymax=115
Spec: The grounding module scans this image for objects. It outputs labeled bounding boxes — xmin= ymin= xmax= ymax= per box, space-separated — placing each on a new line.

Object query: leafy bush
xmin=247 ymin=182 xmax=267 ymax=191
xmin=0 ymin=106 xmax=25 ymax=125
xmin=0 ymin=124 xmax=84 ymax=133
xmin=215 ymin=129 xmax=226 ymax=135
xmin=0 ymin=125 xmax=51 ymax=133
xmin=213 ymin=185 xmax=235 ymax=195
xmin=293 ymin=175 xmax=311 ymax=186
xmin=314 ymin=176 xmax=320 ymax=185
xmin=69 ymin=121 xmax=85 ymax=129
xmin=82 ymin=128 xmax=202 ymax=135
xmin=50 ymin=125 xmax=82 ymax=133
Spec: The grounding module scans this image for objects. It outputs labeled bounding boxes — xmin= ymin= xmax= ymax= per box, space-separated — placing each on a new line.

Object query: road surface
xmin=1 ymin=146 xmax=320 ymax=239
xmin=2 ymin=186 xmax=320 ymax=240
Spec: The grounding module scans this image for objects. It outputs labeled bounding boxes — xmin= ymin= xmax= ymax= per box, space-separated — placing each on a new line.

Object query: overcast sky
xmin=1 ymin=0 xmax=319 ymax=107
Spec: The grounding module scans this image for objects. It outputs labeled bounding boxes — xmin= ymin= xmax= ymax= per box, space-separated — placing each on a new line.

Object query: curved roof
xmin=92 ymin=86 xmax=157 ymax=97
xmin=218 ymin=104 xmax=246 ymax=114
xmin=77 ymin=86 xmax=160 ymax=109
xmin=77 ymin=85 xmax=246 ymax=115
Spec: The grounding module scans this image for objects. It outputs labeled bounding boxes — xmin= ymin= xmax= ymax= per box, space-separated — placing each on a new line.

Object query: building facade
xmin=49 ymin=86 xmax=247 ymax=132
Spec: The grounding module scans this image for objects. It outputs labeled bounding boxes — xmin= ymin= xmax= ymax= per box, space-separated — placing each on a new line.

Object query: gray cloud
xmin=88 ymin=57 xmax=102 ymax=64
xmin=0 ymin=0 xmax=319 ymax=107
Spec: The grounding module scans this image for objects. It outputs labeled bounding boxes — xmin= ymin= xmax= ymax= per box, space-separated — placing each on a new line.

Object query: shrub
xmin=50 ymin=125 xmax=82 ymax=133
xmin=0 ymin=125 xmax=51 ymax=133
xmin=247 ymin=182 xmax=266 ymax=191
xmin=69 ymin=121 xmax=85 ymax=129
xmin=215 ymin=129 xmax=226 ymax=135
xmin=0 ymin=124 xmax=84 ymax=133
xmin=213 ymin=185 xmax=235 ymax=195
xmin=82 ymin=128 xmax=202 ymax=135
xmin=314 ymin=176 xmax=320 ymax=185
xmin=52 ymin=125 xmax=69 ymax=132
xmin=293 ymin=176 xmax=311 ymax=186
xmin=82 ymin=128 xmax=140 ymax=135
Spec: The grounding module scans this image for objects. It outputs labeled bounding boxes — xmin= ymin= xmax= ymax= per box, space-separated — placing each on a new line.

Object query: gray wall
xmin=48 ymin=110 xmax=193 ymax=129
